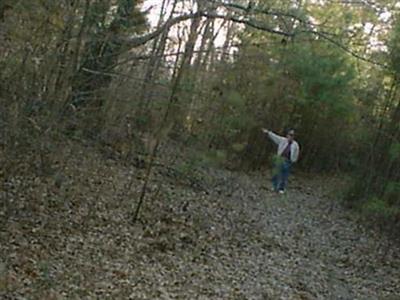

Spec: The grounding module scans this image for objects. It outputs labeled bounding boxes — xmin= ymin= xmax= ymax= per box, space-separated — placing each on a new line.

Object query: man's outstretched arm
xmin=261 ymin=128 xmax=286 ymax=145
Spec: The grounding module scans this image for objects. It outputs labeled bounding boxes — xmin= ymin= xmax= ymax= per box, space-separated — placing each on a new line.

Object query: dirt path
xmin=212 ymin=172 xmax=400 ymax=299
xmin=174 ymin=169 xmax=400 ymax=299
xmin=1 ymin=156 xmax=400 ymax=299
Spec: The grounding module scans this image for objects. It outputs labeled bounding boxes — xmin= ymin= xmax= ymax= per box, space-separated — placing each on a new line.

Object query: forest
xmin=1 ymin=0 xmax=400 ymax=298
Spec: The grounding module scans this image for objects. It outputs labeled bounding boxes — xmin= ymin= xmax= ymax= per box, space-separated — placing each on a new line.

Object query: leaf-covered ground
xmin=1 ymin=146 xmax=400 ymax=299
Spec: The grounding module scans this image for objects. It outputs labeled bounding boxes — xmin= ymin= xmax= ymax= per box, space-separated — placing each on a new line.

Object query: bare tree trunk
xmin=73 ymin=0 xmax=144 ymax=108
xmin=185 ymin=18 xmax=214 ymax=121
xmin=178 ymin=17 xmax=201 ymax=76
xmin=220 ymin=20 xmax=234 ymax=62
xmin=169 ymin=8 xmax=202 ymax=104
xmin=48 ymin=1 xmax=82 ymax=109
xmin=71 ymin=0 xmax=91 ymax=76
xmin=138 ymin=0 xmax=174 ymax=113
xmin=193 ymin=19 xmax=213 ymax=72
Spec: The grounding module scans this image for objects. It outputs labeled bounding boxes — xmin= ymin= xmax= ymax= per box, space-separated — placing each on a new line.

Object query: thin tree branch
xmin=314 ymin=31 xmax=388 ymax=68
xmin=119 ymin=3 xmax=386 ymax=69
xmin=207 ymin=0 xmax=307 ymax=21
xmin=124 ymin=11 xmax=293 ymax=49
xmin=125 ymin=12 xmax=204 ymax=47
xmin=203 ymin=12 xmax=294 ymax=36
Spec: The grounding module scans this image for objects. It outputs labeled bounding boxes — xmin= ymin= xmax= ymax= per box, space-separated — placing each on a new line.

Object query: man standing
xmin=262 ymin=128 xmax=300 ymax=194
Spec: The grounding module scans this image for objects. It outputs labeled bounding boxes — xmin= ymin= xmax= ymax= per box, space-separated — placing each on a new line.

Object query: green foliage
xmin=226 ymin=90 xmax=245 ymax=108
xmin=210 ymin=30 xmax=356 ymax=170
xmin=176 ymin=145 xmax=229 ymax=170
xmin=231 ymin=143 xmax=247 ymax=153
xmin=346 ymin=11 xmax=400 ymax=228
xmin=362 ymin=197 xmax=400 ymax=219
xmin=388 ymin=14 xmax=400 ymax=76
xmin=384 ymin=181 xmax=400 ymax=204
xmin=363 ymin=197 xmax=390 ymax=216
xmin=271 ymin=155 xmax=285 ymax=176
xmin=389 ymin=142 xmax=400 ymax=161
xmin=285 ymin=43 xmax=355 ymax=118
xmin=200 ymin=149 xmax=227 ymax=167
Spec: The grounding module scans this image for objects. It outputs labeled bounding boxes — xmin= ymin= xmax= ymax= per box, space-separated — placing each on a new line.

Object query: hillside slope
xmin=1 ymin=149 xmax=399 ymax=299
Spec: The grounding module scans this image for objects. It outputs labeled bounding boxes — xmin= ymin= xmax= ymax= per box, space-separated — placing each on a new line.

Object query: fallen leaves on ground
xmin=1 ymin=146 xmax=399 ymax=299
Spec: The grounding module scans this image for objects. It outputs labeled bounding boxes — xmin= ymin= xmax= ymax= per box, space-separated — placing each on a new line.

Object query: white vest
xmin=267 ymin=131 xmax=300 ymax=163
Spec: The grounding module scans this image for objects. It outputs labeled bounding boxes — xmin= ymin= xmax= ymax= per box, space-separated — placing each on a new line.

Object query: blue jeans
xmin=272 ymin=160 xmax=292 ymax=191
